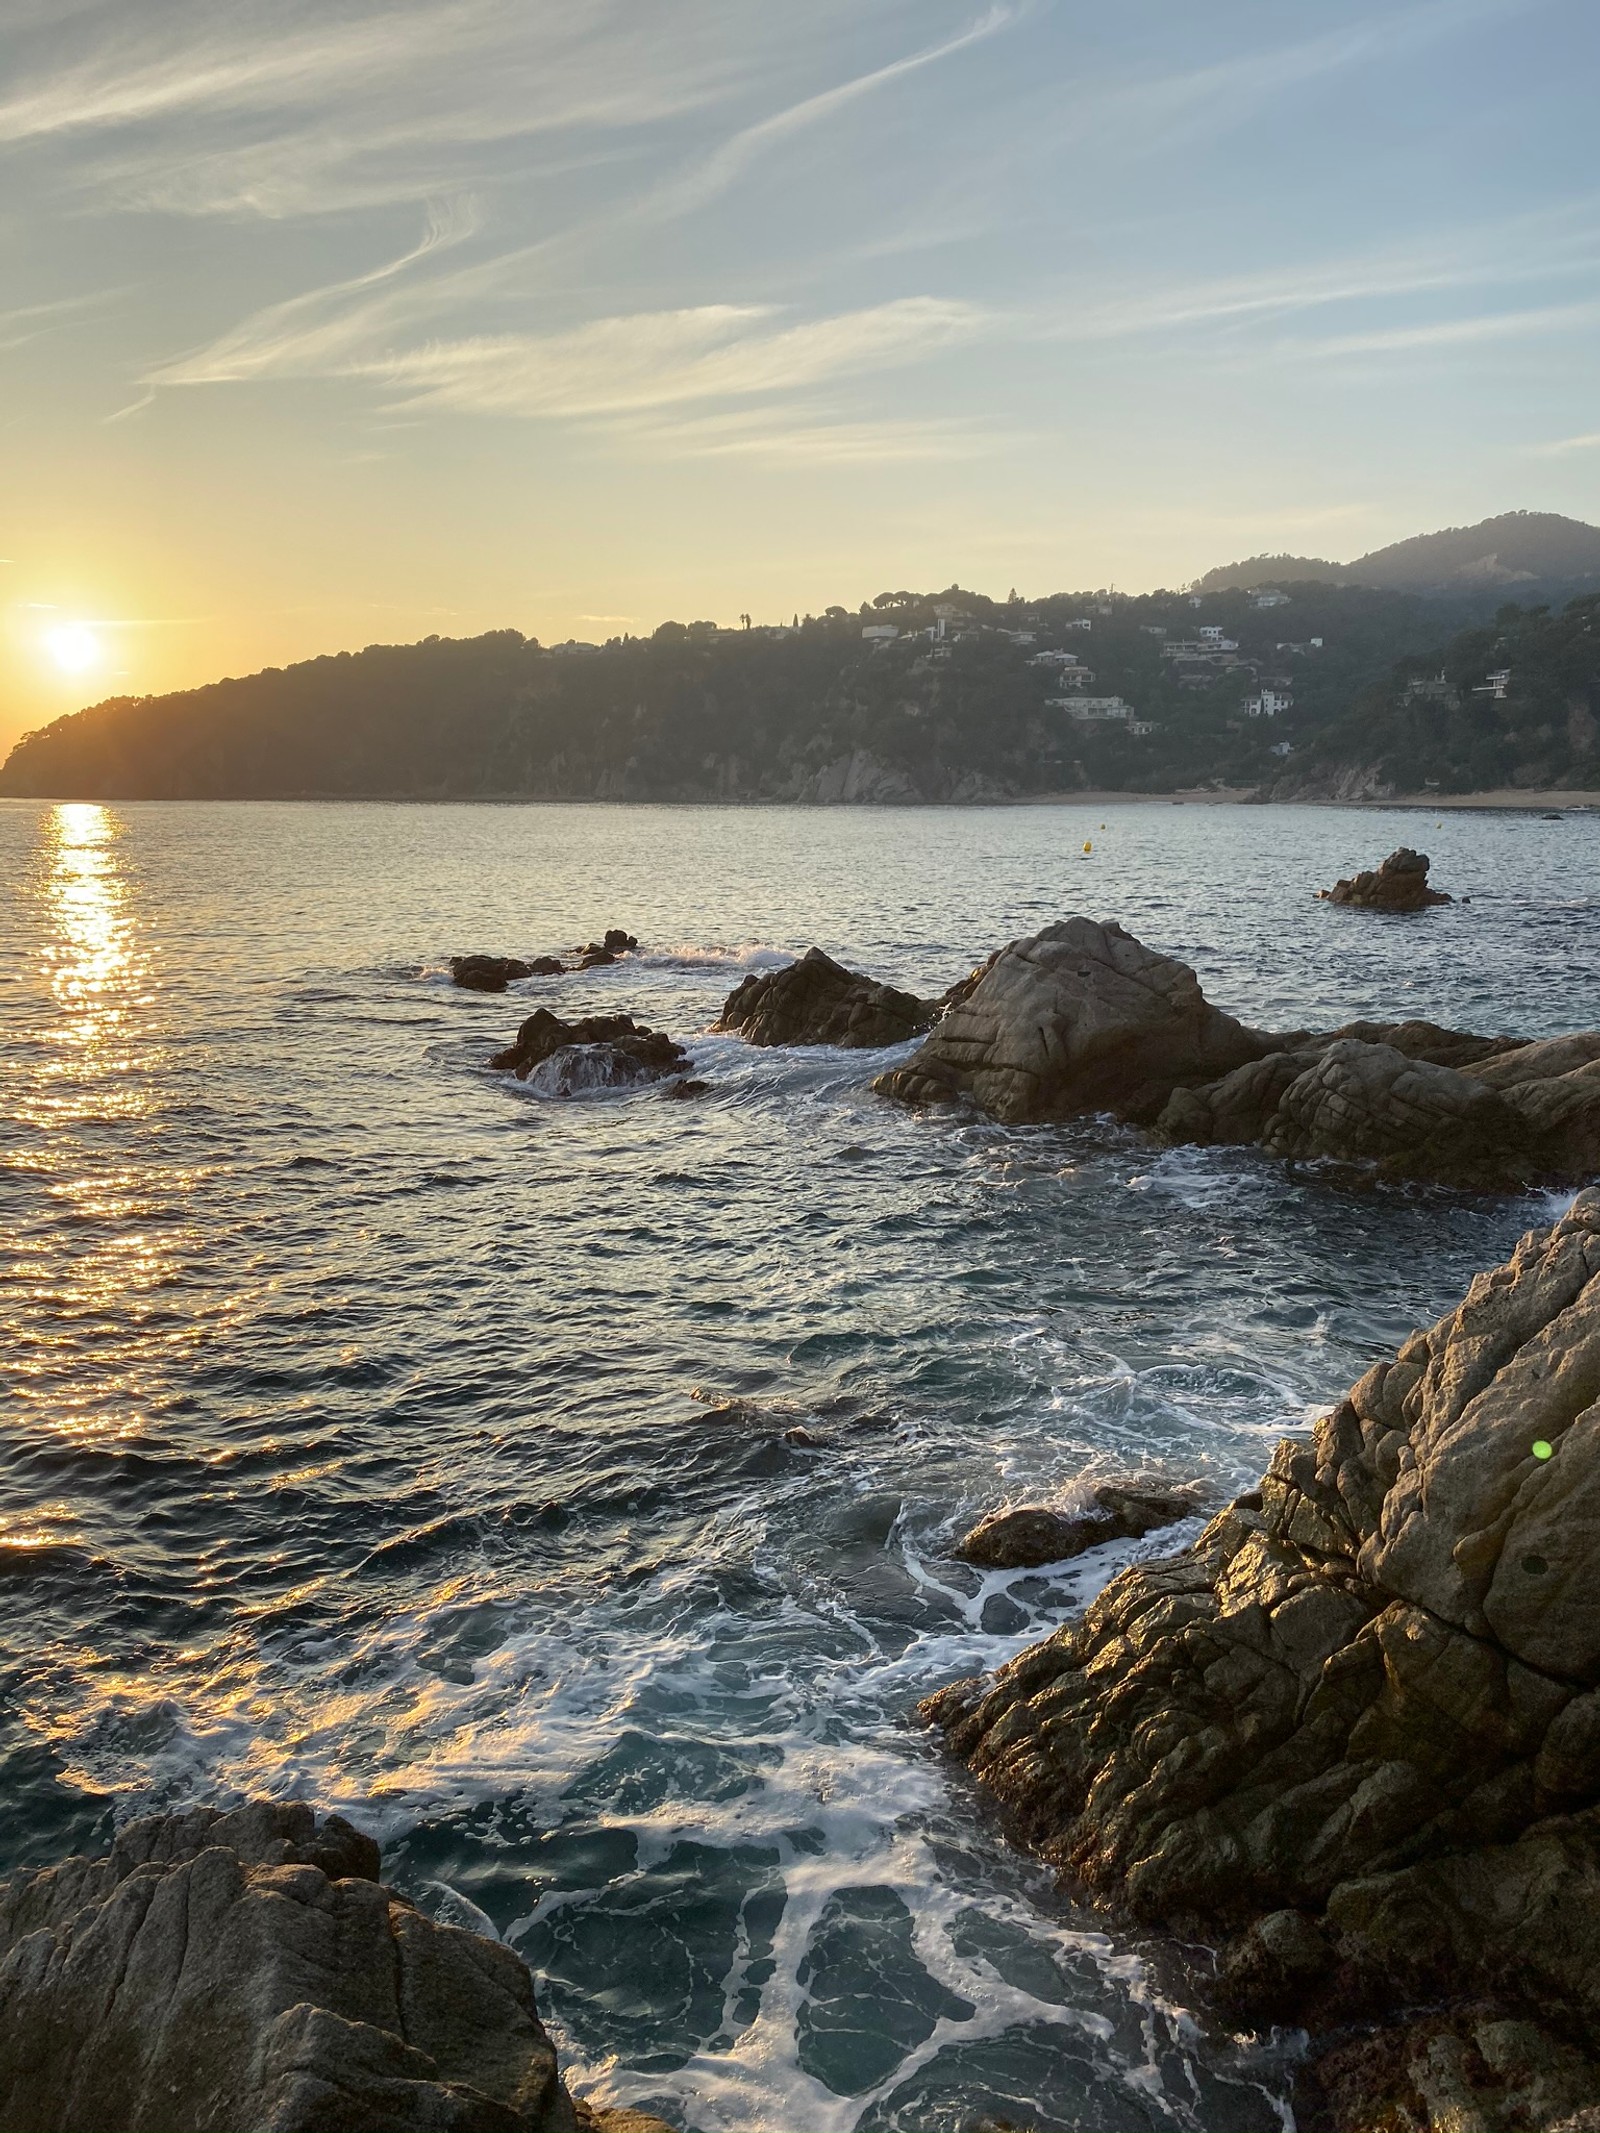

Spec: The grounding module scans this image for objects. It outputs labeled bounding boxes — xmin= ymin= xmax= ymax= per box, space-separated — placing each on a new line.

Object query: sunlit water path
xmin=3 ymin=798 xmax=1597 ymax=2130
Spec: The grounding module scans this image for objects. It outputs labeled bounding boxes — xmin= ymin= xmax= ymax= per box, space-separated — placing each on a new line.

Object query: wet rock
xmin=716 ymin=948 xmax=937 ymax=1049
xmin=490 ymin=1008 xmax=690 ymax=1092
xmin=527 ymin=956 xmax=566 ymax=977
xmin=1214 ymin=1909 xmax=1335 ymax=2024
xmin=451 ymin=954 xmax=534 ymax=992
xmin=872 ymin=918 xmax=1273 ymax=1124
xmin=1258 ymin=1039 xmax=1545 ymax=1188
xmin=955 ymin=1484 xmax=1201 ymax=1569
xmin=1302 ymin=2008 xmax=1600 ymax=2133
xmin=923 ymin=1192 xmax=1600 ymax=2109
xmin=586 ymin=930 xmax=638 ymax=955
xmin=660 ymin=1077 xmax=710 ymax=1100
xmin=1324 ymin=1019 xmax=1527 ymax=1072
xmin=578 ymin=951 xmax=616 ymax=968
xmin=1468 ymin=1033 xmax=1600 ymax=1179
xmin=1157 ymin=1049 xmax=1322 ymax=1147
xmin=0 ymin=1799 xmax=579 ymax=2132
xmin=1317 ymin=847 xmax=1455 ymax=909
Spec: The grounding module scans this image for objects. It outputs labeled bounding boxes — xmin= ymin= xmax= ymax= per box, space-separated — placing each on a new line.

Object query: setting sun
xmin=43 ymin=621 xmax=102 ymax=677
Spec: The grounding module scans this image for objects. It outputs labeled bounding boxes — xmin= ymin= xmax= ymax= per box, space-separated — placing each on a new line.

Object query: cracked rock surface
xmin=0 ymin=1800 xmax=583 ymax=2133
xmin=871 ymin=917 xmax=1272 ymax=1123
xmin=923 ymin=1192 xmax=1600 ymax=2129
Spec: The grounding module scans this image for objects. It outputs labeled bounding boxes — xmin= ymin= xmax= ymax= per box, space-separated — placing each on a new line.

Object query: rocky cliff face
xmin=0 ymin=1800 xmax=660 ymax=2133
xmin=923 ymin=1193 xmax=1600 ymax=2129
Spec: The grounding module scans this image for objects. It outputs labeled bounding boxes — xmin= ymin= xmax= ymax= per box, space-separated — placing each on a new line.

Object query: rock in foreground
xmin=872 ymin=918 xmax=1273 ymax=1123
xmin=0 ymin=1800 xmax=593 ymax=2133
xmin=490 ymin=1008 xmax=691 ymax=1094
xmin=1317 ymin=846 xmax=1454 ymax=909
xmin=716 ymin=947 xmax=937 ymax=1048
xmin=924 ymin=1192 xmax=1600 ymax=2127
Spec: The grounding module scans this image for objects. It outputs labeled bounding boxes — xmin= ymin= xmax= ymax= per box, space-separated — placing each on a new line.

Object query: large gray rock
xmin=0 ymin=1800 xmax=587 ymax=2133
xmin=1468 ymin=1033 xmax=1600 ymax=1180
xmin=872 ymin=918 xmax=1272 ymax=1124
xmin=1258 ymin=1038 xmax=1544 ymax=1188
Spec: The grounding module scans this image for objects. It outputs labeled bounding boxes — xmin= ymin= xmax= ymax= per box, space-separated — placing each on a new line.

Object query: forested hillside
xmin=0 ymin=580 xmax=1514 ymax=803
xmin=1260 ymin=594 xmax=1600 ymax=800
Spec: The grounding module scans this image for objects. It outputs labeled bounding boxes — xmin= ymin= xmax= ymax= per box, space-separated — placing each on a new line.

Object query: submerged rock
xmin=955 ymin=1484 xmax=1201 ymax=1569
xmin=1317 ymin=847 xmax=1454 ymax=909
xmin=923 ymin=1192 xmax=1600 ymax=2125
xmin=490 ymin=1008 xmax=690 ymax=1091
xmin=450 ymin=954 xmax=534 ymax=992
xmin=872 ymin=917 xmax=1273 ymax=1123
xmin=716 ymin=947 xmax=937 ymax=1049
xmin=0 ymin=1799 xmax=584 ymax=2132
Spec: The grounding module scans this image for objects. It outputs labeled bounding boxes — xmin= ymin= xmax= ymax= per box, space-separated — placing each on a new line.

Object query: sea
xmin=3 ymin=797 xmax=1597 ymax=2132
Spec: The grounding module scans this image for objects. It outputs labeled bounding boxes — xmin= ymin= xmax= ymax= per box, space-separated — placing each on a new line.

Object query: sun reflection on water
xmin=33 ymin=803 xmax=147 ymax=1100
xmin=6 ymin=803 xmax=214 ymax=1448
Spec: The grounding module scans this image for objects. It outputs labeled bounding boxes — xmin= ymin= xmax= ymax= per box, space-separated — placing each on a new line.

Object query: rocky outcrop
xmin=490 ymin=1009 xmax=691 ymax=1094
xmin=449 ymin=934 xmax=637 ymax=988
xmin=451 ymin=955 xmax=534 ymax=992
xmin=923 ymin=1194 xmax=1600 ymax=2128
xmin=715 ymin=948 xmax=937 ymax=1049
xmin=1317 ymin=847 xmax=1454 ymax=910
xmin=955 ymin=1484 xmax=1201 ymax=1569
xmin=1256 ymin=1039 xmax=1544 ymax=1189
xmin=1160 ymin=1025 xmax=1600 ymax=1188
xmin=872 ymin=918 xmax=1274 ymax=1124
xmin=0 ymin=1799 xmax=598 ymax=2133
xmin=872 ymin=915 xmax=1600 ymax=1187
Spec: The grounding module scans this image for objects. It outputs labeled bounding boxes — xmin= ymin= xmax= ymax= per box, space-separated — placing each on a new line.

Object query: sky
xmin=2 ymin=0 xmax=1598 ymax=753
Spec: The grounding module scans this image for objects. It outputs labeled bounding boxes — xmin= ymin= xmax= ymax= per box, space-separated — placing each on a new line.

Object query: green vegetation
xmin=3 ymin=579 xmax=1595 ymax=802
xmin=1265 ymin=594 xmax=1600 ymax=797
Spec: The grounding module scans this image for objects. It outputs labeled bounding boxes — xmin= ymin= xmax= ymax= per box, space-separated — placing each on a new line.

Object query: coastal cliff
xmin=924 ymin=1192 xmax=1600 ymax=2129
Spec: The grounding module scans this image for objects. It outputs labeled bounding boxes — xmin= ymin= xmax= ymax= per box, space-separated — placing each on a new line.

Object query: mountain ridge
xmin=1197 ymin=509 xmax=1600 ymax=596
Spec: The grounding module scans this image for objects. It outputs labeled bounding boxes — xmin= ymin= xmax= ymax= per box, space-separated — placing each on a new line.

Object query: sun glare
xmin=44 ymin=621 xmax=102 ymax=676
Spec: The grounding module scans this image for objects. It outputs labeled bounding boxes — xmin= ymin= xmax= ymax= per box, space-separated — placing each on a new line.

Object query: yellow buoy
xmin=1083 ymin=840 xmax=1093 ymax=854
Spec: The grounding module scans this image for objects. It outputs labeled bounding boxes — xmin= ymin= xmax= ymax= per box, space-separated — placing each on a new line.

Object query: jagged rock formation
xmin=716 ymin=948 xmax=937 ymax=1049
xmin=955 ymin=1484 xmax=1201 ymax=1569
xmin=923 ymin=1194 xmax=1600 ymax=2129
xmin=0 ymin=1799 xmax=656 ymax=2133
xmin=489 ymin=1009 xmax=691 ymax=1094
xmin=871 ymin=918 xmax=1273 ymax=1123
xmin=1317 ymin=847 xmax=1454 ymax=910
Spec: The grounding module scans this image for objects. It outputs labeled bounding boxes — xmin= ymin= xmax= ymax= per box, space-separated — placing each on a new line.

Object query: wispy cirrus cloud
xmin=1529 ymin=431 xmax=1600 ymax=456
xmin=354 ymin=297 xmax=986 ymax=418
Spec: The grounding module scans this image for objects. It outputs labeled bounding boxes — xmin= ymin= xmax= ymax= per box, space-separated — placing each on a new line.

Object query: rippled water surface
xmin=4 ymin=798 xmax=1598 ymax=2131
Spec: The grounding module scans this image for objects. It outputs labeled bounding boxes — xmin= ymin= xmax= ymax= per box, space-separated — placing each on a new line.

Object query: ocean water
xmin=3 ymin=796 xmax=1597 ymax=2132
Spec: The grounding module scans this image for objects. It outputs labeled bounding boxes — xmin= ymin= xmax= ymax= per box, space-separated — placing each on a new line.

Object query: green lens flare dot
xmin=1533 ymin=1440 xmax=1554 ymax=1460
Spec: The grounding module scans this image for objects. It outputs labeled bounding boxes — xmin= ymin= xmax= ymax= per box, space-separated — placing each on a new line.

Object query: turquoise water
xmin=3 ymin=797 xmax=1596 ymax=2130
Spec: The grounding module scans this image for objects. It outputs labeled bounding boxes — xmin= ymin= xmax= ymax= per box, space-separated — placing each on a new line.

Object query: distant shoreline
xmin=3 ymin=787 xmax=1598 ymax=810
